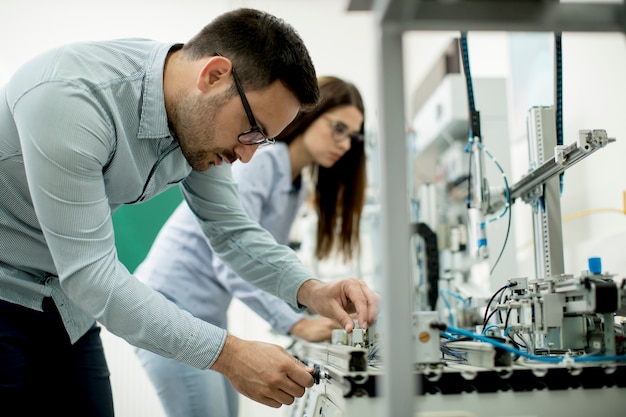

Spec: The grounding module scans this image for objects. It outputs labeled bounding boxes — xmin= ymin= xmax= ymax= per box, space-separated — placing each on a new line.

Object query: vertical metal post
xmin=527 ymin=106 xmax=565 ymax=279
xmin=375 ymin=22 xmax=417 ymax=417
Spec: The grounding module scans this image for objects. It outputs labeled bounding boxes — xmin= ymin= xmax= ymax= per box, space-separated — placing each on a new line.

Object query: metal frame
xmin=348 ymin=1 xmax=626 ymax=415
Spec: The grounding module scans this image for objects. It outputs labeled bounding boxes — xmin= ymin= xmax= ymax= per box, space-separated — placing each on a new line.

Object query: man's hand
xmin=289 ymin=317 xmax=342 ymax=342
xmin=296 ymin=278 xmax=378 ymax=332
xmin=210 ymin=334 xmax=314 ymax=408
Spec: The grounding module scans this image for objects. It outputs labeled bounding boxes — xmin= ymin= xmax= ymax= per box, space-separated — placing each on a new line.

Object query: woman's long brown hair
xmin=275 ymin=76 xmax=366 ymax=262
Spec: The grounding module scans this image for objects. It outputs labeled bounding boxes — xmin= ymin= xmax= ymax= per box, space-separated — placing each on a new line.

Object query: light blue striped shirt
xmin=135 ymin=143 xmax=307 ymax=335
xmin=0 ymin=39 xmax=312 ymax=370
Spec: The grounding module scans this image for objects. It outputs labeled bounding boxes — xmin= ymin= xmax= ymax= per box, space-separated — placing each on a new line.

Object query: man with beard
xmin=0 ymin=8 xmax=378 ymax=416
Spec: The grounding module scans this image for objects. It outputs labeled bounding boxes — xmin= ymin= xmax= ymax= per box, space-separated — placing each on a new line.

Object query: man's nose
xmin=235 ymin=143 xmax=259 ymax=163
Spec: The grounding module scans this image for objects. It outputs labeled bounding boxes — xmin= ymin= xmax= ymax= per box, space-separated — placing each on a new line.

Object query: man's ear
xmin=197 ymin=55 xmax=232 ymax=93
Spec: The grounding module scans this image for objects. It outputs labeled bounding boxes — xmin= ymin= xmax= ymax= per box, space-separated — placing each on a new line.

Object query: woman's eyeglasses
xmin=215 ymin=52 xmax=275 ymax=147
xmin=324 ymin=117 xmax=364 ymax=143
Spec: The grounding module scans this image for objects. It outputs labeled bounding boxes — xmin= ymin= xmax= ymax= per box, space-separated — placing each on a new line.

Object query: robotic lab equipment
xmin=286 ymin=126 xmax=626 ymax=417
xmin=481 ymin=107 xmax=622 ymax=359
xmin=286 ymin=17 xmax=626 ymax=416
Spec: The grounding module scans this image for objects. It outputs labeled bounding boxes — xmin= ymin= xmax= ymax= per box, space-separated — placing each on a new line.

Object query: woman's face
xmin=302 ymin=105 xmax=364 ymax=168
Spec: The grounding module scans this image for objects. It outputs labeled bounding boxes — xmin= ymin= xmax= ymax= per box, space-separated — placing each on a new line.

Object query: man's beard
xmin=169 ymin=91 xmax=230 ymax=171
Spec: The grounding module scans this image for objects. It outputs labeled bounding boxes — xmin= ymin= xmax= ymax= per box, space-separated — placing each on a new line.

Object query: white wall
xmin=3 ymin=1 xmax=626 ymax=416
xmin=0 ymin=0 xmax=378 ymax=133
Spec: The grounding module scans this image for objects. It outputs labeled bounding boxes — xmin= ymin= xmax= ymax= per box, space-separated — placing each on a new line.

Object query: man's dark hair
xmin=183 ymin=8 xmax=319 ymax=111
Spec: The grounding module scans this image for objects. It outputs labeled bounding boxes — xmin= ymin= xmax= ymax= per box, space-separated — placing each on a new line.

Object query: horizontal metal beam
xmin=350 ymin=0 xmax=626 ymax=33
xmin=510 ymin=130 xmax=615 ymax=203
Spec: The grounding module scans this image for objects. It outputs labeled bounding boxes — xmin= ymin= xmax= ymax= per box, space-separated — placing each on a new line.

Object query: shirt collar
xmin=137 ymin=42 xmax=182 ymax=140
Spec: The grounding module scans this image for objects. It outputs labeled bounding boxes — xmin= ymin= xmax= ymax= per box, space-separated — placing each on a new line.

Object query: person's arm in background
xmin=181 ymin=160 xmax=377 ymax=407
xmin=288 ymin=316 xmax=340 ymax=342
xmin=222 ymin=267 xmax=341 ymax=342
xmin=211 ymin=146 xmax=340 ymax=342
xmin=182 ymin=167 xmax=308 ymax=307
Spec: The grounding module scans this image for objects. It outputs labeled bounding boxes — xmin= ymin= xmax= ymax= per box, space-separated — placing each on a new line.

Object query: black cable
xmin=497 ymin=287 xmax=512 ymax=324
xmin=489 ymin=176 xmax=512 ymax=276
xmin=482 ymin=284 xmax=508 ymax=326
xmin=555 ymin=32 xmax=564 ymax=194
xmin=459 ymin=33 xmax=480 ymax=137
xmin=504 ymin=305 xmax=512 ymax=332
xmin=555 ymin=32 xmax=563 ymax=147
xmin=461 ymin=33 xmax=474 ymax=207
xmin=484 ymin=308 xmax=499 ymax=326
xmin=466 ymin=150 xmax=473 ymax=208
xmin=460 ymin=32 xmax=482 ymax=210
xmin=510 ymin=331 xmax=528 ymax=350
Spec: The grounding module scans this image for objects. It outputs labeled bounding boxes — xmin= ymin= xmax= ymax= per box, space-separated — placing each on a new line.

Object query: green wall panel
xmin=112 ymin=187 xmax=183 ymax=273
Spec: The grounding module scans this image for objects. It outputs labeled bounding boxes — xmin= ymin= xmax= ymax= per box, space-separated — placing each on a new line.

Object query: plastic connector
xmin=429 ymin=322 xmax=448 ymax=331
xmin=311 ymin=364 xmax=328 ymax=384
xmin=588 ymin=257 xmax=602 ymax=275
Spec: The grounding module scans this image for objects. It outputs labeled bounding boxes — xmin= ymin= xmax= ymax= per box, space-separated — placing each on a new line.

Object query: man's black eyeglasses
xmin=214 ymin=53 xmax=274 ymax=146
